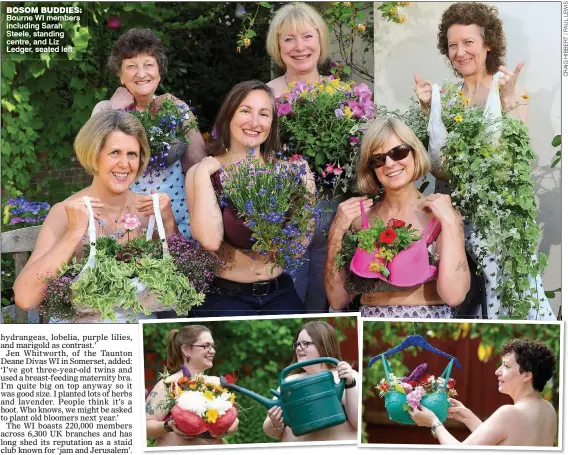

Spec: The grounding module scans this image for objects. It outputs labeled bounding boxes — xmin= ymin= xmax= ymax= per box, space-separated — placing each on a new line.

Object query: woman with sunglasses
xmin=325 ymin=118 xmax=473 ymax=318
xmin=262 ymin=320 xmax=358 ymax=442
xmin=145 ymin=325 xmax=239 ymax=446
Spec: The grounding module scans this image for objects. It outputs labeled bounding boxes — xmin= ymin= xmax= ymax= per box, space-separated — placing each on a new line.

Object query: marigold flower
xmin=205 ymin=408 xmax=219 ymax=423
xmin=356 ymin=23 xmax=366 ymax=32
xmin=454 ymin=114 xmax=463 ymax=122
xmin=388 ymin=7 xmax=399 ymax=16
xmin=521 ymin=93 xmax=530 ymax=100
xmin=189 ymin=383 xmax=198 ymax=390
xmin=396 ymin=14 xmax=406 ymax=23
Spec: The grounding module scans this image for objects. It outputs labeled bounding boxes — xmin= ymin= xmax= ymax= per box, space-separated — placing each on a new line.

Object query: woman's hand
xmin=109 ymin=87 xmax=135 ymax=110
xmin=267 ymin=405 xmax=285 ymax=430
xmin=337 ymin=361 xmax=355 ymax=386
xmin=330 ymin=196 xmax=373 ymax=236
xmin=64 ymin=197 xmax=103 ymax=238
xmin=414 ymin=73 xmax=433 ymax=109
xmin=418 ymin=194 xmax=461 ymax=227
xmin=408 ymin=404 xmax=437 ymax=427
xmin=196 ymin=156 xmax=223 ymax=176
xmin=498 ymin=62 xmax=524 ymax=104
xmin=137 ymin=191 xmax=173 ymax=219
xmin=167 ymin=420 xmax=195 ymax=440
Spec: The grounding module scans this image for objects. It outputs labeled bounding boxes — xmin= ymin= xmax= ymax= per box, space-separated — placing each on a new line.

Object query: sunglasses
xmin=369 ymin=144 xmax=413 ymax=169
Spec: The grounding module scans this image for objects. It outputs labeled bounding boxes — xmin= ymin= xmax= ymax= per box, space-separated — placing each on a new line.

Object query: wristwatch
xmin=164 ymin=420 xmax=173 ymax=433
xmin=430 ymin=420 xmax=444 ymax=438
xmin=345 ymin=377 xmax=357 ymax=389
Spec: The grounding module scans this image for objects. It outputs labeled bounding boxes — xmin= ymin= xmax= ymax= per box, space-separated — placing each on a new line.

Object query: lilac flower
xmin=277 ymin=103 xmax=293 ymax=116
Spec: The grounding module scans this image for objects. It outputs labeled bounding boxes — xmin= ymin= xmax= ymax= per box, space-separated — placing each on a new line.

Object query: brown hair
xmin=356 ymin=118 xmax=430 ymax=195
xmin=206 ymin=80 xmax=281 ymax=161
xmin=437 ymin=3 xmax=506 ymax=77
xmin=266 ymin=2 xmax=329 ymax=68
xmin=108 ymin=28 xmax=168 ymax=79
xmin=288 ymin=320 xmax=342 ymax=374
xmin=74 ymin=110 xmax=150 ymax=178
xmin=166 ymin=325 xmax=211 ymax=372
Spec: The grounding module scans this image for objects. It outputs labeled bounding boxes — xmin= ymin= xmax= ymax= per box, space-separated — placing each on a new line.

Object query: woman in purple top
xmin=186 ymin=80 xmax=311 ymax=317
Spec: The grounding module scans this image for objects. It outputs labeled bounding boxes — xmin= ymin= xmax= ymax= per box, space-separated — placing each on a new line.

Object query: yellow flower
xmin=318 ymin=84 xmax=325 ymax=92
xmin=229 ymin=393 xmax=236 ymax=403
xmin=521 ymin=93 xmax=530 ymax=100
xmin=388 ymin=7 xmax=399 ymax=16
xmin=203 ymin=390 xmax=214 ymax=401
xmin=454 ymin=114 xmax=463 ymax=122
xmin=331 ymin=79 xmax=340 ymax=88
xmin=243 ymin=38 xmax=251 ymax=48
xmin=344 ymin=2 xmax=351 ymax=6
xmin=464 ymin=98 xmax=471 ymax=106
xmin=397 ymin=14 xmax=406 ymax=23
xmin=283 ymin=88 xmax=291 ymax=94
xmin=458 ymin=90 xmax=465 ymax=99
xmin=344 ymin=107 xmax=353 ymax=118
xmin=325 ymin=86 xmax=335 ymax=95
xmin=205 ymin=409 xmax=219 ymax=423
xmin=189 ymin=383 xmax=198 ymax=390
xmin=356 ymin=23 xmax=366 ymax=32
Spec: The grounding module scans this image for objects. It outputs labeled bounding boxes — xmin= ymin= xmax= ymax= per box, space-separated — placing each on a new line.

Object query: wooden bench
xmin=1 ymin=226 xmax=44 ymax=323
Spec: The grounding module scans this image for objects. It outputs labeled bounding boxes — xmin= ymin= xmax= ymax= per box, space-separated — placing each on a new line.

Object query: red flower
xmin=107 ymin=15 xmax=121 ymax=30
xmin=388 ymin=218 xmax=406 ymax=228
xmin=289 ymin=154 xmax=302 ymax=162
xmin=379 ymin=228 xmax=397 ymax=244
xmin=447 ymin=379 xmax=456 ymax=389
xmin=378 ymin=382 xmax=390 ymax=392
xmin=223 ymin=373 xmax=238 ymax=384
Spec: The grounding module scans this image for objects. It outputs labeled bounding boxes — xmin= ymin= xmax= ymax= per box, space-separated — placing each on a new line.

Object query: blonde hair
xmin=356 ymin=118 xmax=431 ymax=195
xmin=74 ymin=110 xmax=150 ymax=178
xmin=166 ymin=325 xmax=212 ymax=373
xmin=266 ymin=2 xmax=329 ymax=68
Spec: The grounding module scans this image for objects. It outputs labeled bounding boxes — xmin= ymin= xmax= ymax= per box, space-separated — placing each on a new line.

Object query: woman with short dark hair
xmin=409 ymin=338 xmax=558 ymax=446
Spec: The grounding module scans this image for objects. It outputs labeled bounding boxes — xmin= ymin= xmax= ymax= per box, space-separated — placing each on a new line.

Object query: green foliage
xmin=142 ymin=317 xmax=351 ymax=444
xmin=551 ymin=134 xmax=561 ymax=168
xmin=403 ymin=84 xmax=547 ymax=319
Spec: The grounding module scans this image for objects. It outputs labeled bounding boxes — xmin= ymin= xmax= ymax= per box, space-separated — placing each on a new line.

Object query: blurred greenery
xmin=361 ymin=321 xmax=561 ymax=442
xmin=143 ymin=316 xmax=356 ymax=444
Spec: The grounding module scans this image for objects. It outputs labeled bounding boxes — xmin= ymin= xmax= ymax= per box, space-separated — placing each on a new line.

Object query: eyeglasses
xmin=369 ymin=144 xmax=413 ymax=169
xmin=191 ymin=344 xmax=217 ymax=351
xmin=293 ymin=341 xmax=315 ymax=350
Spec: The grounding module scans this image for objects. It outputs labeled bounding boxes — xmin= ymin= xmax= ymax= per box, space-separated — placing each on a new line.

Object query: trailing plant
xmin=403 ymin=84 xmax=547 ymax=319
xmin=551 ymin=134 xmax=561 ymax=168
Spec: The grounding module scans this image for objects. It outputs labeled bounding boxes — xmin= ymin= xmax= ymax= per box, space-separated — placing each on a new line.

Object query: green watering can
xmin=220 ymin=357 xmax=346 ymax=436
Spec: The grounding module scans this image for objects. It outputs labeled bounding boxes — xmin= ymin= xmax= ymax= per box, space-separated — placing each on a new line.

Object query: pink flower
xmin=347 ymin=100 xmax=364 ymax=118
xmin=401 ymin=382 xmax=413 ymax=394
xmin=277 ymin=103 xmax=293 ymax=116
xmin=119 ymin=214 xmax=141 ymax=232
xmin=332 ymin=166 xmax=343 ymax=176
xmin=289 ymin=154 xmax=303 ymax=162
xmin=354 ymin=83 xmax=372 ymax=100
xmin=107 ymin=15 xmax=121 ymax=30
xmin=349 ymin=136 xmax=360 ymax=145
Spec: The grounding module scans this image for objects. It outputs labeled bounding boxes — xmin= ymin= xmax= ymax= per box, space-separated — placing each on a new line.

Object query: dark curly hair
xmin=500 ymin=339 xmax=556 ymax=392
xmin=437 ymin=2 xmax=506 ymax=77
xmin=107 ymin=28 xmax=168 ymax=79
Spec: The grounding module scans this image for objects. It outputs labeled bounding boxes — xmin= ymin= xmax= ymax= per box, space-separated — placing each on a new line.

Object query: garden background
xmin=142 ymin=315 xmax=359 ymax=445
xmin=1 ymin=1 xmax=376 ymax=319
xmin=362 ymin=320 xmax=562 ymax=445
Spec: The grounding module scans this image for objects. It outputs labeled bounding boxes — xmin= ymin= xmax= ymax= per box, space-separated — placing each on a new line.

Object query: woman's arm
xmin=13 ymin=198 xmax=100 ymax=311
xmin=498 ymin=63 xmax=528 ymax=124
xmin=186 ymin=158 xmax=224 ymax=251
xmin=325 ymin=197 xmax=372 ymax=310
xmin=418 ymin=194 xmax=469 ymax=306
xmin=181 ymin=118 xmax=206 ymax=173
xmin=337 ymin=363 xmax=358 ymax=430
xmin=447 ymin=398 xmax=483 ymax=433
xmin=262 ymin=405 xmax=285 ymax=440
xmin=146 ymin=379 xmax=177 ymax=439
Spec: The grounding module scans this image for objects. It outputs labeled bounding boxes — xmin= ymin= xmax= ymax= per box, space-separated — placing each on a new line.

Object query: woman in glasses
xmin=145 ymin=325 xmax=239 ymax=446
xmin=262 ymin=320 xmax=358 ymax=442
xmin=324 ymin=118 xmax=473 ymax=318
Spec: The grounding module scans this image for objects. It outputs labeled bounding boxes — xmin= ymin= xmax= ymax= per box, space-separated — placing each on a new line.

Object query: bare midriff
xmin=361 ymin=281 xmax=444 ymax=306
xmin=281 ymin=420 xmax=357 ymax=443
xmin=215 ymin=242 xmax=284 ymax=283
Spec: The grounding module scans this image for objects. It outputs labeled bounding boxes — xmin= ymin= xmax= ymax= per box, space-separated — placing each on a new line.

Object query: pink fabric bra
xmin=350 ymin=201 xmax=441 ymax=287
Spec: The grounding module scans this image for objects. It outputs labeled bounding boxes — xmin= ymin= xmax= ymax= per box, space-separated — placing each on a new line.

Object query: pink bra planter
xmin=350 ymin=201 xmax=441 ymax=287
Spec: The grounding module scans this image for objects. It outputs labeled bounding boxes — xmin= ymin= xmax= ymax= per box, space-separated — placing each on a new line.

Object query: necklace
xmin=284 ymin=73 xmax=321 ymax=86
xmin=94 ymin=193 xmax=132 ymax=237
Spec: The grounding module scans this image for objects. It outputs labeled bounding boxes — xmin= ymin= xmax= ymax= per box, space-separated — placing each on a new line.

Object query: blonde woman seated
xmin=146 ymin=325 xmax=239 ymax=446
xmin=13 ymin=110 xmax=177 ymax=322
xmin=325 ymin=118 xmax=477 ymax=318
xmin=263 ymin=320 xmax=358 ymax=442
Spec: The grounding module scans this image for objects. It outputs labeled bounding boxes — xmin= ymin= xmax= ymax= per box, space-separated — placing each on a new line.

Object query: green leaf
xmin=343 ymin=66 xmax=351 ymax=75
xmin=245 ymin=29 xmax=257 ymax=38
xmin=259 ymin=2 xmax=272 ymax=7
xmin=551 ymin=135 xmax=561 ymax=147
xmin=1 ymin=61 xmax=16 ymax=80
xmin=551 ymin=158 xmax=561 ymax=168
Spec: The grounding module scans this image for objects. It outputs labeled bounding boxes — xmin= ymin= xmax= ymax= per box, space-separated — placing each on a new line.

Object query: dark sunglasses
xmin=369 ymin=144 xmax=413 ymax=169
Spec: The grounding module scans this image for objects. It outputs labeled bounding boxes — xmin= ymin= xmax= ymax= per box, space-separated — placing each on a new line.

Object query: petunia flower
xmin=379 ymin=228 xmax=397 ymax=244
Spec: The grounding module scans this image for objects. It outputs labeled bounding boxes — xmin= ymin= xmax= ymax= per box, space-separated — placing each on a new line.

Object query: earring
xmin=185 ymin=354 xmax=190 ymax=362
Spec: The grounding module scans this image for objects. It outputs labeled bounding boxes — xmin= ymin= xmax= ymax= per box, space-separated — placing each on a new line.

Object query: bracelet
xmin=430 ymin=420 xmax=444 ymax=438
xmin=164 ymin=420 xmax=173 ymax=433
xmin=345 ymin=377 xmax=357 ymax=389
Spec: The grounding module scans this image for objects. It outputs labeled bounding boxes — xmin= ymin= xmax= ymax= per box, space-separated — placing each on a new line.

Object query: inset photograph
xmin=361 ymin=319 xmax=562 ymax=447
xmin=141 ymin=314 xmax=359 ymax=449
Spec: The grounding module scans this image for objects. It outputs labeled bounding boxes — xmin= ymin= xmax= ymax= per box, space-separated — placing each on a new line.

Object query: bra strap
xmin=360 ymin=200 xmax=369 ymax=230
xmin=381 ymin=354 xmax=395 ymax=386
xmin=146 ymin=193 xmax=169 ymax=258
xmin=82 ymin=196 xmax=97 ymax=265
xmin=440 ymin=358 xmax=455 ymax=390
xmin=424 ymin=217 xmax=441 ymax=244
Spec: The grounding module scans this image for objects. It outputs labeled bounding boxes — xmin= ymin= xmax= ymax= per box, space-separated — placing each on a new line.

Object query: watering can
xmin=220 ymin=357 xmax=346 ymax=436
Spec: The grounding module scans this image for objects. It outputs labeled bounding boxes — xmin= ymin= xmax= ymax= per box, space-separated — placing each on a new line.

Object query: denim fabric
xmin=291 ymin=195 xmax=341 ymax=313
xmin=190 ymin=275 xmax=305 ymax=317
